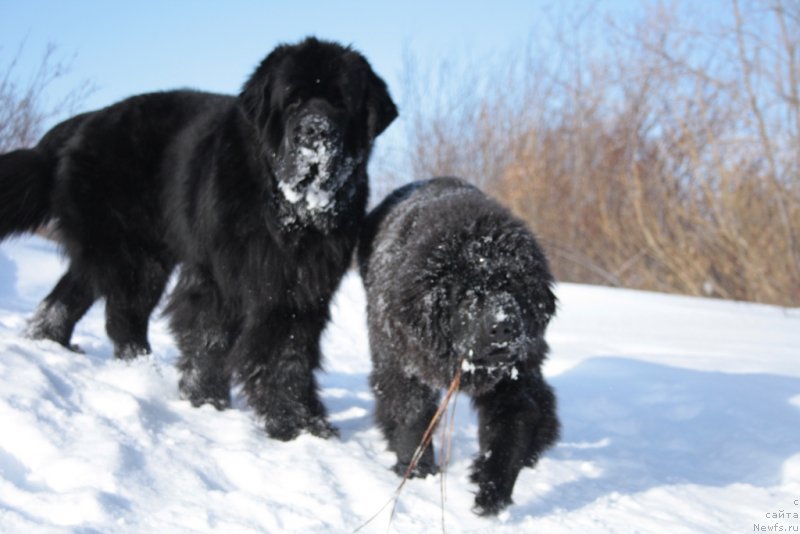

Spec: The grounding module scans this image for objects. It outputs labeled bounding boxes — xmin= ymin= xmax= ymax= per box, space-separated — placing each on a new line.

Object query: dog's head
xmin=447 ymin=285 xmax=552 ymax=394
xmin=398 ymin=192 xmax=556 ymax=395
xmin=240 ymin=37 xmax=397 ymax=231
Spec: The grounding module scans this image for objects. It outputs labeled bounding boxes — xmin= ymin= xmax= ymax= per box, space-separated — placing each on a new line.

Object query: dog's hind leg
xmin=168 ymin=267 xmax=234 ymax=410
xmin=102 ymin=256 xmax=172 ymax=360
xmin=28 ymin=268 xmax=96 ymax=351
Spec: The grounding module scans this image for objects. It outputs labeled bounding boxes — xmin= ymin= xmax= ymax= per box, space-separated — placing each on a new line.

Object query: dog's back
xmin=0 ymin=90 xmax=235 ymax=359
xmin=0 ymin=91 xmax=232 ymax=244
xmin=357 ymin=177 xmax=473 ymax=281
xmin=50 ymin=91 xmax=232 ymax=257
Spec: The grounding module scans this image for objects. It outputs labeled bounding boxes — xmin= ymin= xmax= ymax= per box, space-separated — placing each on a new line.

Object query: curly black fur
xmin=358 ymin=177 xmax=560 ymax=515
xmin=0 ymin=37 xmax=397 ymax=441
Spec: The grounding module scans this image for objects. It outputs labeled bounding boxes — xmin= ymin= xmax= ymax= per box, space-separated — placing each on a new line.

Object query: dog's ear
xmin=365 ymin=70 xmax=398 ymax=139
xmin=239 ymin=46 xmax=288 ymax=129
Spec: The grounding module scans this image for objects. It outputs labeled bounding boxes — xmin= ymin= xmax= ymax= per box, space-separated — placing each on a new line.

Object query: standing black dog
xmin=0 ymin=37 xmax=397 ymax=440
xmin=358 ymin=177 xmax=559 ymax=515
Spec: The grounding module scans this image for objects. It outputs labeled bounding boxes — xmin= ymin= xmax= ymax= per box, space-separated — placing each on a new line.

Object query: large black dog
xmin=358 ymin=177 xmax=560 ymax=515
xmin=0 ymin=37 xmax=397 ymax=440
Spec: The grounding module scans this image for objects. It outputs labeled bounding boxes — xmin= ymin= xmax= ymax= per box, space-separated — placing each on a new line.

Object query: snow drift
xmin=1 ymin=235 xmax=799 ymax=532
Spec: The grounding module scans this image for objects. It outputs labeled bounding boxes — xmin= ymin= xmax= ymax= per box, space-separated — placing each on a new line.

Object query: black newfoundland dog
xmin=0 ymin=37 xmax=397 ymax=440
xmin=358 ymin=177 xmax=560 ymax=515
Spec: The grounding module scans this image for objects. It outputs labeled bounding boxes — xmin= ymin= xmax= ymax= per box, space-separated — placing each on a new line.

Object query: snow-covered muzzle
xmin=451 ymin=291 xmax=530 ymax=392
xmin=275 ymin=113 xmax=363 ymax=229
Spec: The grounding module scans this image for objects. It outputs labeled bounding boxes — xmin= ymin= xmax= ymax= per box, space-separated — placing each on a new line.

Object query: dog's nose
xmin=487 ymin=316 xmax=520 ymax=345
xmin=477 ymin=306 xmax=521 ymax=349
xmin=296 ymin=115 xmax=334 ymax=146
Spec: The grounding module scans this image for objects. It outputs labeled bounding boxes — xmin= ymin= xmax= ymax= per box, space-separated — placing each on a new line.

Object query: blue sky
xmin=0 ymin=2 xmax=644 ymax=147
xmin=3 ymin=0 xmax=733 ymax=176
xmin=1 ymin=1 xmax=583 ymax=115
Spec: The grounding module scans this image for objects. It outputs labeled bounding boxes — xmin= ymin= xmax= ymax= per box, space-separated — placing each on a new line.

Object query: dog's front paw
xmin=179 ymin=371 xmax=231 ymax=410
xmin=470 ymin=455 xmax=513 ymax=516
xmin=392 ymin=459 xmax=439 ymax=479
xmin=264 ymin=412 xmax=339 ymax=441
xmin=472 ymin=483 xmax=513 ymax=516
xmin=114 ymin=342 xmax=152 ymax=361
xmin=306 ymin=415 xmax=339 ymax=440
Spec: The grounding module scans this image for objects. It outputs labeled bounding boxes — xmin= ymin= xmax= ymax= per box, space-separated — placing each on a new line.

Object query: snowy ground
xmin=1 ymin=235 xmax=798 ymax=533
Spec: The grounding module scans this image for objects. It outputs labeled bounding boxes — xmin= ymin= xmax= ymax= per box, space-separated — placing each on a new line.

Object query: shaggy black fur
xmin=358 ymin=177 xmax=560 ymax=515
xmin=0 ymin=37 xmax=397 ymax=441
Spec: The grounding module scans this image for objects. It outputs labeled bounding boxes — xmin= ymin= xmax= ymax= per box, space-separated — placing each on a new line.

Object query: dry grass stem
xmin=355 ymin=363 xmax=463 ymax=533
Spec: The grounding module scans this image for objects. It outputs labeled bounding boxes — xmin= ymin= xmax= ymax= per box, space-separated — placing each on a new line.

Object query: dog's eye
xmin=328 ymin=93 xmax=345 ymax=109
xmin=285 ymin=91 xmax=305 ymax=109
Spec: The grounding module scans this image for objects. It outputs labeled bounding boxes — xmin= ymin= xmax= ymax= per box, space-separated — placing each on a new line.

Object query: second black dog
xmin=358 ymin=177 xmax=560 ymax=515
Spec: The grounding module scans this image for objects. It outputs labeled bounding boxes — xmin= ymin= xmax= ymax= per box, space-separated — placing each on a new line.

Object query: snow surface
xmin=1 ymin=235 xmax=799 ymax=533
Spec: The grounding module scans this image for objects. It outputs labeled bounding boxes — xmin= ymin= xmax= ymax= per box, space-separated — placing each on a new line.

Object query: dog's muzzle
xmin=278 ymin=113 xmax=348 ymax=211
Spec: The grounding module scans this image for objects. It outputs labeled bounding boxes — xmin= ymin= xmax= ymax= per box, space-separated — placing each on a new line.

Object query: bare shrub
xmin=0 ymin=42 xmax=93 ymax=152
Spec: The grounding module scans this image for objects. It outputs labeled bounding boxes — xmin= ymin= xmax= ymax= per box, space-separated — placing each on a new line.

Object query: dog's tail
xmin=0 ymin=148 xmax=54 ymax=240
